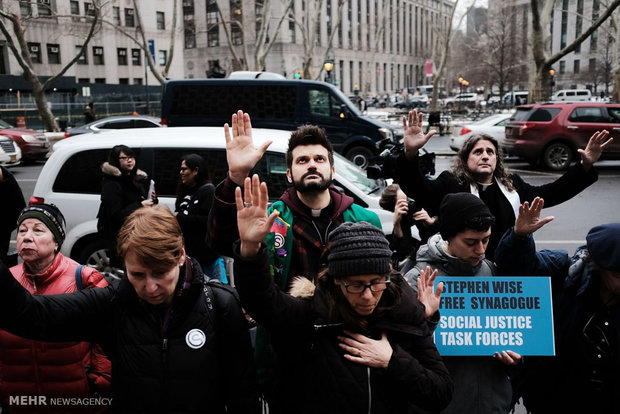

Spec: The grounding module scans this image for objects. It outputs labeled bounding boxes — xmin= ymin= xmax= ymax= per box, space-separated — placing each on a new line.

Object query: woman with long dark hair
xmin=97 ymin=144 xmax=154 ymax=267
xmin=175 ymin=154 xmax=226 ymax=282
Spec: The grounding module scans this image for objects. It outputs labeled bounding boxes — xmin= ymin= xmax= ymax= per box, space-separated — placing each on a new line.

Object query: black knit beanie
xmin=327 ymin=222 xmax=392 ymax=277
xmin=17 ymin=203 xmax=66 ymax=246
xmin=439 ymin=193 xmax=493 ymax=239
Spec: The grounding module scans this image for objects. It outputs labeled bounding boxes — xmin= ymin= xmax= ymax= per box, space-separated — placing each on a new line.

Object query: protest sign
xmin=434 ymin=276 xmax=555 ymax=356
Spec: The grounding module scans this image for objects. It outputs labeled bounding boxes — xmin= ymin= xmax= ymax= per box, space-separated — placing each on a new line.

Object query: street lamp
xmin=458 ymin=76 xmax=468 ymax=111
xmin=549 ymin=68 xmax=556 ymax=97
xmin=323 ymin=59 xmax=334 ymax=84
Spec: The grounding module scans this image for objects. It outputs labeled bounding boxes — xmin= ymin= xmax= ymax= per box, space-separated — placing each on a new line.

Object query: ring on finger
xmin=244 ymin=202 xmax=252 ymax=208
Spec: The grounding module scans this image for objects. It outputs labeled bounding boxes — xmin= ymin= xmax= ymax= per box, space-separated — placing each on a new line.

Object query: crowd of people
xmin=0 ymin=108 xmax=617 ymax=413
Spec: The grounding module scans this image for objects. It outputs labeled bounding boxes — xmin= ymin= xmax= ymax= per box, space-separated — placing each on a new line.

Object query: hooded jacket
xmin=234 ymin=242 xmax=453 ymax=414
xmin=404 ymin=234 xmax=511 ymax=414
xmin=0 ymin=253 xmax=110 ymax=413
xmin=0 ymin=257 xmax=260 ymax=414
xmin=495 ymin=229 xmax=620 ymax=413
xmin=97 ymin=162 xmax=150 ymax=242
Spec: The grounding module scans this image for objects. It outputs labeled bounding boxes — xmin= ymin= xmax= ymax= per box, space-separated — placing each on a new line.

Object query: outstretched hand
xmin=579 ymin=130 xmax=613 ymax=170
xmin=403 ymin=109 xmax=436 ymax=159
xmin=514 ymin=197 xmax=554 ymax=238
xmin=235 ymin=174 xmax=279 ymax=258
xmin=224 ymin=110 xmax=272 ymax=185
xmin=417 ymin=266 xmax=443 ymax=318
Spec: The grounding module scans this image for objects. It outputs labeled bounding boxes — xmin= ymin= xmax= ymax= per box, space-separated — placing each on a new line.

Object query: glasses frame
xmin=118 ymin=156 xmax=135 ymax=161
xmin=341 ymin=276 xmax=391 ymax=294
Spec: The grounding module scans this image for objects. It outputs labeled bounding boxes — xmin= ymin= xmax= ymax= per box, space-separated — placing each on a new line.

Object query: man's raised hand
xmin=403 ymin=109 xmax=436 ymax=159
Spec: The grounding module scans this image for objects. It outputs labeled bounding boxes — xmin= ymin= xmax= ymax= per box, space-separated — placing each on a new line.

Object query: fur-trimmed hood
xmin=288 ymin=276 xmax=316 ymax=298
xmin=101 ymin=161 xmax=147 ymax=178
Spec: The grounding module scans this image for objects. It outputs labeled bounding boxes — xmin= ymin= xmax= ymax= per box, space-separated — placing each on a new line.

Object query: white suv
xmin=34 ymin=127 xmax=394 ymax=278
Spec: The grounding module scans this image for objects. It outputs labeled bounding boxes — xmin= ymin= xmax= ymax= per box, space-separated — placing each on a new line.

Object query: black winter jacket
xmin=0 ymin=258 xmax=260 ymax=414
xmin=395 ymin=153 xmax=597 ymax=261
xmin=0 ymin=166 xmax=25 ymax=263
xmin=97 ymin=162 xmax=150 ymax=243
xmin=175 ymin=182 xmax=219 ymax=267
xmin=234 ymin=243 xmax=453 ymax=414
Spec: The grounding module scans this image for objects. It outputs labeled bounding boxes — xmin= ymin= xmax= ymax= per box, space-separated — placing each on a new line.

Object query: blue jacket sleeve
xmin=495 ymin=227 xmax=570 ymax=278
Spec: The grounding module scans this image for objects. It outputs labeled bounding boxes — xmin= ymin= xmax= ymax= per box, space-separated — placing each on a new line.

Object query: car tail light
xmin=29 ymin=196 xmax=45 ymax=206
xmin=460 ymin=127 xmax=471 ymax=135
xmin=160 ymin=118 xmax=167 ymax=126
xmin=64 ymin=132 xmax=70 ymax=138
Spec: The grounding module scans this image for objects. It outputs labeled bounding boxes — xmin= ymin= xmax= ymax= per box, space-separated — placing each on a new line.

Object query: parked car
xmin=0 ymin=119 xmax=49 ymax=162
xmin=30 ymin=127 xmax=394 ymax=279
xmin=550 ymin=89 xmax=592 ymax=102
xmin=63 ymin=115 xmax=161 ymax=138
xmin=502 ymin=91 xmax=529 ymax=106
xmin=0 ymin=135 xmax=22 ymax=167
xmin=160 ymin=79 xmax=398 ymax=169
xmin=394 ymin=94 xmax=429 ymax=109
xmin=442 ymin=93 xmax=483 ymax=109
xmin=450 ymin=113 xmax=513 ymax=152
xmin=504 ymin=102 xmax=620 ymax=170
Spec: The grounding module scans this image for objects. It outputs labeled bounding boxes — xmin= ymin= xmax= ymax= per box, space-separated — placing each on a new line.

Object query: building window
xmin=20 ymin=1 xmax=32 ymax=17
xmin=112 ymin=6 xmax=120 ymax=24
xmin=573 ymin=59 xmax=580 ymax=74
xmin=185 ymin=28 xmax=197 ymax=48
xmin=93 ymin=46 xmax=104 ymax=65
xmin=28 ymin=43 xmax=42 ymax=63
xmin=230 ymin=0 xmax=243 ymax=45
xmin=288 ymin=11 xmax=295 ymax=43
xmin=75 ymin=45 xmax=87 ymax=64
xmin=158 ymin=50 xmax=167 ymax=66
xmin=119 ymin=78 xmax=129 ymax=85
xmin=156 ymin=11 xmax=165 ymax=30
xmin=94 ymin=78 xmax=106 ymax=84
xmin=78 ymin=78 xmax=89 ymax=83
xmin=37 ymin=0 xmax=52 ymax=16
xmin=85 ymin=2 xmax=96 ymax=17
xmin=559 ymin=60 xmax=566 ymax=74
xmin=207 ymin=0 xmax=219 ymax=47
xmin=47 ymin=44 xmax=60 ymax=64
xmin=133 ymin=78 xmax=143 ymax=85
xmin=132 ymin=48 xmax=141 ymax=65
xmin=589 ymin=58 xmax=596 ymax=73
xmin=117 ymin=48 xmax=128 ymax=65
xmin=70 ymin=1 xmax=80 ymax=19
xmin=125 ymin=8 xmax=135 ymax=27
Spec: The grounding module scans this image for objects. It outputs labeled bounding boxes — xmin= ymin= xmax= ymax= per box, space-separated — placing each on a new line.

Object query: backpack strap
xmin=75 ymin=265 xmax=84 ymax=291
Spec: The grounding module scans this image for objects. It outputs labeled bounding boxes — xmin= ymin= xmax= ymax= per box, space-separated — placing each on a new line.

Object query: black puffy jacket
xmin=234 ymin=243 xmax=453 ymax=414
xmin=0 ymin=258 xmax=260 ymax=414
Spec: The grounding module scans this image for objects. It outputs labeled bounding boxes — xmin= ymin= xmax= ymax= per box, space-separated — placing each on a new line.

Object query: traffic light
xmin=294 ymin=71 xmax=302 ymax=79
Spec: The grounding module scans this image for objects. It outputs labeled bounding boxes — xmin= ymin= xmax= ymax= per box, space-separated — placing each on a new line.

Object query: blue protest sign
xmin=434 ymin=276 xmax=555 ymax=356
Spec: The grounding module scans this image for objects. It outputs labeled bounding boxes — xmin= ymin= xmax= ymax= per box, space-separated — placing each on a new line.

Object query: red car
xmin=504 ymin=102 xmax=620 ymax=170
xmin=0 ymin=119 xmax=50 ymax=162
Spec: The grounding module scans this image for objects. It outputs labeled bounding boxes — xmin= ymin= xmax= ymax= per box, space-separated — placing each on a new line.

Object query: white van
xmin=502 ymin=91 xmax=529 ymax=106
xmin=35 ymin=127 xmax=394 ymax=278
xmin=550 ymin=89 xmax=592 ymax=101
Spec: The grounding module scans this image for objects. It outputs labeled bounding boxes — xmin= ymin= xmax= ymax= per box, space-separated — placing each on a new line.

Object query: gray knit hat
xmin=327 ymin=222 xmax=392 ymax=277
xmin=17 ymin=203 xmax=66 ymax=246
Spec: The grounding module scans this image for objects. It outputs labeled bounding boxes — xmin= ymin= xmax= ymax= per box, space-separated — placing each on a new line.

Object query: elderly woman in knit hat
xmin=233 ymin=174 xmax=453 ymax=413
xmin=0 ymin=203 xmax=111 ymax=410
xmin=495 ymin=197 xmax=620 ymax=413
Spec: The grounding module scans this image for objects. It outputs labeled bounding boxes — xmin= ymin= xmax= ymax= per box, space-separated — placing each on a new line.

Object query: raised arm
xmin=402 ymin=109 xmax=436 ymax=159
xmin=578 ymin=130 xmax=614 ymax=171
xmin=225 ymin=111 xmax=272 ymax=185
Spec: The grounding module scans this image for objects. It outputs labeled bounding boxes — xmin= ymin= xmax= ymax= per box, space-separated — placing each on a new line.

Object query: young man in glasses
xmin=495 ymin=197 xmax=620 ymax=413
xmin=233 ymin=177 xmax=453 ymax=413
xmin=404 ymin=192 xmax=522 ymax=414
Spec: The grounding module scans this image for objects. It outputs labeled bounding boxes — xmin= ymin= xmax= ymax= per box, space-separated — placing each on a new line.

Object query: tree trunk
xmin=30 ymin=81 xmax=58 ymax=132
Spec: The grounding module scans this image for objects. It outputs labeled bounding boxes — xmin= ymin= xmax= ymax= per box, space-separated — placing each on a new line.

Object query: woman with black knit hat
xmin=0 ymin=203 xmax=111 ymax=412
xmin=233 ymin=174 xmax=453 ymax=413
xmin=97 ymin=144 xmax=155 ymax=268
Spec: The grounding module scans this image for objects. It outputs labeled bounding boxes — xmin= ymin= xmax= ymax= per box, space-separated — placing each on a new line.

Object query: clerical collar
xmin=477 ymin=182 xmax=493 ymax=191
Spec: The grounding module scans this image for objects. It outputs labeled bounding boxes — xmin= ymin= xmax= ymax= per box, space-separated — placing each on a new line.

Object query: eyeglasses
xmin=119 ymin=156 xmax=134 ymax=161
xmin=341 ymin=276 xmax=390 ymax=294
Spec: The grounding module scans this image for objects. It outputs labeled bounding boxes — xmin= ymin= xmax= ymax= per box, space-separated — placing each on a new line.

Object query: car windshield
xmin=334 ymin=153 xmax=381 ymax=194
xmin=0 ymin=120 xmax=14 ymax=129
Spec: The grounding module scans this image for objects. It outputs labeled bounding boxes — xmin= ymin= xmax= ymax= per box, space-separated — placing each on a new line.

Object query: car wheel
xmin=543 ymin=142 xmax=573 ymax=171
xmin=345 ymin=146 xmax=374 ymax=169
xmin=77 ymin=239 xmax=125 ymax=282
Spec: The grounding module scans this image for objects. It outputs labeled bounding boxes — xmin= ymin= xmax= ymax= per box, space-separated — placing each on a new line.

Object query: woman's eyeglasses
xmin=119 ymin=156 xmax=135 ymax=161
xmin=341 ymin=277 xmax=391 ymax=294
